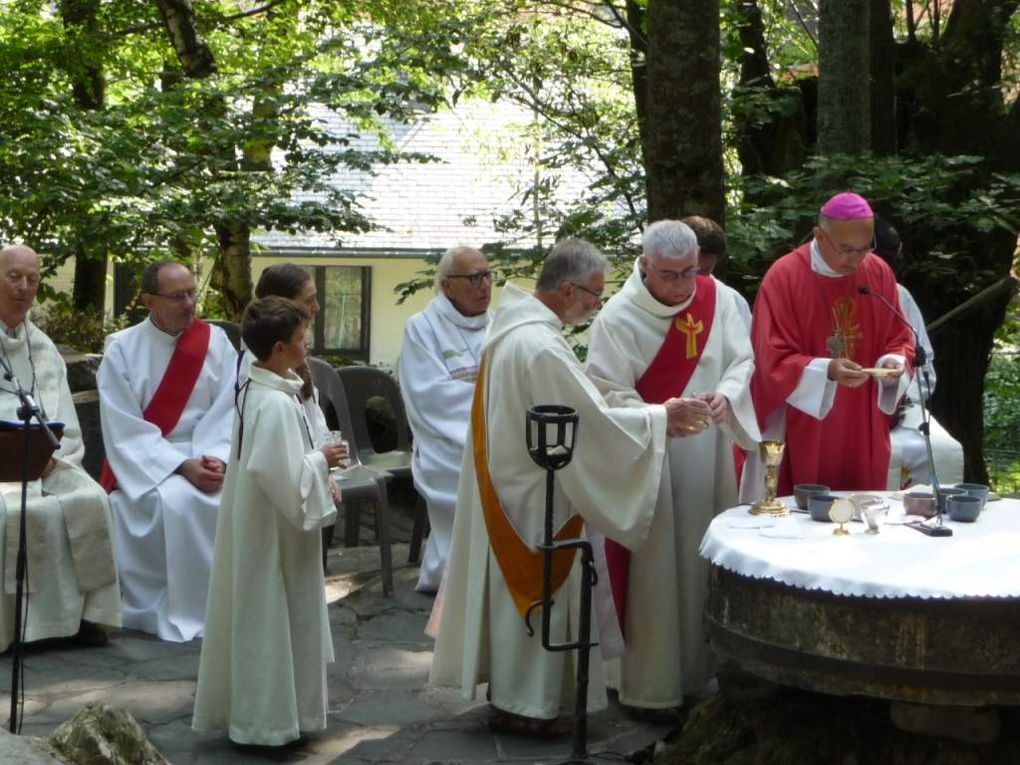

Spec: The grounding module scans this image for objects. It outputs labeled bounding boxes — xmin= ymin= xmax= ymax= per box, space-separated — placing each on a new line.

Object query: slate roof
xmin=254 ymin=99 xmax=591 ymax=256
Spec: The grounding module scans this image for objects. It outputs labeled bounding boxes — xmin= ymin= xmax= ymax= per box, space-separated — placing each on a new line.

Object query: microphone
xmin=857 ymin=286 xmax=950 ymax=537
xmin=856 ymin=285 xmax=926 ymax=367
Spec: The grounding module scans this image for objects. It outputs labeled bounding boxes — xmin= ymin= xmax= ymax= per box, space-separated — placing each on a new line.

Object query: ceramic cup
xmin=948 ymin=494 xmax=982 ymax=522
xmin=937 ymin=487 xmax=966 ymax=513
xmin=808 ymin=493 xmax=838 ymax=522
xmin=794 ymin=484 xmax=830 ymax=510
xmin=955 ymin=483 xmax=989 ymax=505
xmin=902 ymin=491 xmax=937 ymax=518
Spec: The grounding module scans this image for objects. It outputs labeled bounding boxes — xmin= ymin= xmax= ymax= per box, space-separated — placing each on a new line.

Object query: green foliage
xmin=984 ymin=296 xmax=1020 ymax=496
xmin=36 ymin=303 xmax=128 ymax=354
xmin=0 ymin=0 xmax=465 ymax=284
xmin=727 ymin=154 xmax=1020 ymax=304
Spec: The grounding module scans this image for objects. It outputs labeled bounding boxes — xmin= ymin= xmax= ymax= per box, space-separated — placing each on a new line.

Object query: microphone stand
xmin=856 ymin=286 xmax=951 ymax=538
xmin=0 ymin=351 xmax=61 ymax=734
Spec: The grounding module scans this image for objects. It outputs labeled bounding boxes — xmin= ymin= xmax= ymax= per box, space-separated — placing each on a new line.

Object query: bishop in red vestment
xmin=749 ymin=193 xmax=914 ymax=494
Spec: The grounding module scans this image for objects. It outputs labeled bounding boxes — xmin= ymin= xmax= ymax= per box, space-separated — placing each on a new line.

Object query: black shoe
xmin=73 ymin=620 xmax=109 ymax=647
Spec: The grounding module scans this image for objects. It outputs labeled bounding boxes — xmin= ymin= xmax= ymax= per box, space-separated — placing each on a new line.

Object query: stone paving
xmin=0 ymin=540 xmax=671 ymax=764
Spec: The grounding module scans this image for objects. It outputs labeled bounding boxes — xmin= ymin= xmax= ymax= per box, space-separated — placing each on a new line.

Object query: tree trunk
xmin=869 ymin=0 xmax=896 ymax=155
xmin=61 ymin=0 xmax=108 ymax=312
xmin=732 ymin=0 xmax=809 ymax=178
xmin=642 ymin=0 xmax=724 ymax=224
xmin=893 ymin=0 xmax=1020 ymax=482
xmin=817 ymin=0 xmax=871 ymax=154
xmin=152 ymin=0 xmax=255 ymax=320
xmin=625 ymin=0 xmax=649 ymax=167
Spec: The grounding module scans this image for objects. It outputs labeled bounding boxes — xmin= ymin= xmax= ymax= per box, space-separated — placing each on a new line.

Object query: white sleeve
xmin=786 ymin=358 xmax=838 ymax=419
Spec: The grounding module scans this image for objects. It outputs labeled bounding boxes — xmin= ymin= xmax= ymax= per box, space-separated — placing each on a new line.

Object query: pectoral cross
xmin=827 ymin=297 xmax=863 ymax=360
xmin=676 ymin=312 xmax=704 ymax=359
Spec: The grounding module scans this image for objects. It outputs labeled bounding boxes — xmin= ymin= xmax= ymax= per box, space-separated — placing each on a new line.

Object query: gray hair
xmin=642 ymin=220 xmax=698 ymax=262
xmin=435 ymin=246 xmax=482 ymax=292
xmin=535 ymin=238 xmax=608 ymax=292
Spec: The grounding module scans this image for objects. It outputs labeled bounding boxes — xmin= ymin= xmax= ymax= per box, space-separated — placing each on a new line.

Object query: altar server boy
xmin=192 ymin=297 xmax=346 ymax=745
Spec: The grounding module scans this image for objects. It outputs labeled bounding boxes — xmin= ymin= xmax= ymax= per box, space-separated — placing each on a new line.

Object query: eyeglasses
xmin=149 ymin=289 xmax=197 ymax=303
xmin=446 ymin=271 xmax=493 ymax=286
xmin=570 ymin=282 xmax=603 ymax=300
xmin=645 ymin=264 xmax=699 ymax=282
xmin=818 ymin=229 xmax=875 ymax=258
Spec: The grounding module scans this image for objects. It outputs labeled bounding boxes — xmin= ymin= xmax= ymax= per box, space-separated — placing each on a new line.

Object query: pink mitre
xmin=820 ymin=192 xmax=873 ymax=220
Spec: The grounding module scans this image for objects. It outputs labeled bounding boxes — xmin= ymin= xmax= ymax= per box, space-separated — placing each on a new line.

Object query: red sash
xmin=99 ymin=320 xmax=212 ymax=493
xmin=605 ymin=276 xmax=716 ymax=634
xmin=472 ymin=355 xmax=584 ymax=618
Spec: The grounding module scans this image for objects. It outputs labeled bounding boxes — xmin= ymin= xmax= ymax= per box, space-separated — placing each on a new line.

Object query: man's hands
xmin=828 ymin=358 xmax=905 ymax=387
xmin=321 ymin=442 xmax=349 ymax=469
xmin=699 ymin=392 xmax=729 ymax=424
xmin=178 ymin=456 xmax=226 ymax=493
xmin=827 ymin=358 xmax=869 ymax=388
xmin=664 ymin=397 xmax=712 ymax=438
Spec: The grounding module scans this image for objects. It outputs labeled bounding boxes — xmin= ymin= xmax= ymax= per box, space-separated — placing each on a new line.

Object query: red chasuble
xmin=750 ymin=244 xmax=913 ymax=495
xmin=99 ymin=320 xmax=212 ymax=493
xmin=605 ymin=276 xmax=716 ymax=634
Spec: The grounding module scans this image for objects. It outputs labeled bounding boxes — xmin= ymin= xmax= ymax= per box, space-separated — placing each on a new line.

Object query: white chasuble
xmin=0 ymin=319 xmax=120 ymax=649
xmin=398 ymin=294 xmax=489 ymax=592
xmin=585 ymin=259 xmax=760 ymax=708
xmin=192 ymin=365 xmax=335 ymax=745
xmin=429 ymin=283 xmax=667 ymax=720
xmin=98 ymin=318 xmax=235 ymax=642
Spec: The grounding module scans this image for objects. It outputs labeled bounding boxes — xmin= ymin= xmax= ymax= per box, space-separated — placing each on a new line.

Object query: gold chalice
xmin=749 ymin=439 xmax=788 ymax=517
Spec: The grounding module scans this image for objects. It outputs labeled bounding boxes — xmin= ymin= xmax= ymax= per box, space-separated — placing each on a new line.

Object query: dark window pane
xmin=321 ymin=266 xmax=369 ymax=356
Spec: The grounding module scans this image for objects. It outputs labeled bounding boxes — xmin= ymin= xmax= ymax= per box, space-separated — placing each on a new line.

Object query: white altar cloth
xmin=699 ymin=494 xmax=1020 ymax=600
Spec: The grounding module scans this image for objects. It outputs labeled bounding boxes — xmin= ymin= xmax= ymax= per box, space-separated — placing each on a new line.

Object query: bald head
xmin=0 ymin=244 xmax=41 ymax=328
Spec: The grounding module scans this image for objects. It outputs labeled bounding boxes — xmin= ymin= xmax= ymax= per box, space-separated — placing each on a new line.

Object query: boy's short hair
xmin=680 ymin=215 xmax=728 ymax=257
xmin=242 ymin=296 xmax=309 ymax=361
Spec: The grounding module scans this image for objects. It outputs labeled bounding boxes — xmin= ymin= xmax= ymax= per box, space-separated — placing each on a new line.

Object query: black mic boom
xmin=856 ymin=285 xmax=926 ymax=367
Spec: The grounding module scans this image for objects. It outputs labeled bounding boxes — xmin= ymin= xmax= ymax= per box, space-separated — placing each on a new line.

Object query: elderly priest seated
xmin=0 ymin=244 xmax=120 ymax=649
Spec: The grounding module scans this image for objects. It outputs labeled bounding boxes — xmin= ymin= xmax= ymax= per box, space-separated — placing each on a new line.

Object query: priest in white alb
xmin=398 ymin=245 xmax=492 ymax=593
xmin=97 ymin=261 xmax=236 ymax=642
xmin=429 ymin=238 xmax=710 ymax=734
xmin=872 ymin=219 xmax=964 ymax=488
xmin=586 ymin=220 xmax=760 ymax=715
xmin=0 ymin=244 xmax=120 ymax=649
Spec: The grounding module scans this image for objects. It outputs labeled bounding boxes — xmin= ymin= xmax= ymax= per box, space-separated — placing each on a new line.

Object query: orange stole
xmin=471 ymin=355 xmax=585 ymax=618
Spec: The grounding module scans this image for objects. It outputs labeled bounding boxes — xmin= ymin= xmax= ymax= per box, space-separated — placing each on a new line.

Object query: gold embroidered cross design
xmin=826 ymin=296 xmax=863 ymax=360
xmin=676 ymin=312 xmax=704 ymax=359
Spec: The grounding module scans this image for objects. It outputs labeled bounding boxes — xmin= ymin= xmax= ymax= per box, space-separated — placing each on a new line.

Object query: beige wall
xmin=253 ymin=256 xmax=435 ymax=368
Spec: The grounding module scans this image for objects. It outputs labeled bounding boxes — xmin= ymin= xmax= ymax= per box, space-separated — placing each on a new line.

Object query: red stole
xmin=605 ymin=276 xmax=716 ymax=634
xmin=749 ymin=245 xmax=913 ymax=494
xmin=99 ymin=320 xmax=212 ymax=493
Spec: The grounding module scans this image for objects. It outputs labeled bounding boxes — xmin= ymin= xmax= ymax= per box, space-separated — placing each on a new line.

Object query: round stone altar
xmin=701 ymin=497 xmax=1020 ymax=707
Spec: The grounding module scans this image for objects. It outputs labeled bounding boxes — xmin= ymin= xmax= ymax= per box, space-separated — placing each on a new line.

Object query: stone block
xmin=63 ymin=353 xmax=101 ymax=394
xmin=47 ymin=703 xmax=171 ymax=764
xmin=72 ymin=389 xmax=104 ymax=480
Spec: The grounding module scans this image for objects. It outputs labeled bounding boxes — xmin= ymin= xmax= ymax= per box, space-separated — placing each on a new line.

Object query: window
xmin=312 ymin=265 xmax=371 ymax=359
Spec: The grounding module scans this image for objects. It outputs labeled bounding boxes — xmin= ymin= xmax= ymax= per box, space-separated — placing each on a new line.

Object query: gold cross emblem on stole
xmin=675 ymin=312 xmax=703 ymax=359
xmin=825 ymin=296 xmax=863 ymax=360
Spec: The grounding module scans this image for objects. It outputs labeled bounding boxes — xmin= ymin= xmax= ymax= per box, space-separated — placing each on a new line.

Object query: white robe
xmin=429 ymin=283 xmax=668 ymax=720
xmin=887 ymin=284 xmax=964 ymax=488
xmin=192 ymin=365 xmax=336 ymax=745
xmin=397 ymin=294 xmax=489 ymax=592
xmin=585 ymin=261 xmax=760 ymax=708
xmin=98 ymin=318 xmax=235 ymax=642
xmin=0 ymin=320 xmax=120 ymax=649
